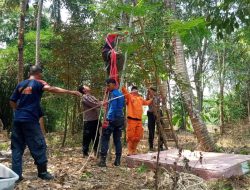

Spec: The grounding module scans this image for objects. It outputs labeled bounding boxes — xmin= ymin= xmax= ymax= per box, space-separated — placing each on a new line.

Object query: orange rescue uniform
xmin=122 ymin=87 xmax=152 ymax=155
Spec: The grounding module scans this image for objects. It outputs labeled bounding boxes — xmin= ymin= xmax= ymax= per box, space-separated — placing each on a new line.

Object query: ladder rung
xmin=164 ymin=129 xmax=172 ymax=131
xmin=132 ymin=19 xmax=140 ymax=23
xmin=160 ymin=117 xmax=169 ymax=120
xmin=167 ymin=139 xmax=176 ymax=142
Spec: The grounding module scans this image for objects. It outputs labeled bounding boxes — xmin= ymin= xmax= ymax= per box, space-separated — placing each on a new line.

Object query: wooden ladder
xmin=153 ymin=99 xmax=179 ymax=150
xmin=130 ymin=10 xmax=179 ymax=149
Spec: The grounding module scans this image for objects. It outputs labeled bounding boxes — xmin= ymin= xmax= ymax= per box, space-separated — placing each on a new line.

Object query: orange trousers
xmin=126 ymin=119 xmax=144 ymax=155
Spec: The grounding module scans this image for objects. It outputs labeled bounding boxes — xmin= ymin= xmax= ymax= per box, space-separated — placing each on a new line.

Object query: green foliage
xmin=0 ymin=142 xmax=9 ymax=151
xmin=1 ymin=0 xmax=250 ymax=133
xmin=169 ymin=17 xmax=209 ymax=40
xmin=202 ymin=99 xmax=219 ymax=125
xmin=136 ymin=164 xmax=148 ymax=174
xmin=80 ymin=171 xmax=93 ymax=180
xmin=208 ymin=180 xmax=234 ymax=190
xmin=223 ymin=93 xmax=248 ymax=122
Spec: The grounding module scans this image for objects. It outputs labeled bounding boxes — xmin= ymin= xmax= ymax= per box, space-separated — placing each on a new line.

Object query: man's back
xmin=10 ymin=79 xmax=47 ymax=122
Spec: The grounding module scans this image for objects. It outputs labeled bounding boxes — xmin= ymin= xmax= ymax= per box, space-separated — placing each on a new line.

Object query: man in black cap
xmin=9 ymin=65 xmax=81 ymax=181
xmin=146 ymin=86 xmax=159 ymax=151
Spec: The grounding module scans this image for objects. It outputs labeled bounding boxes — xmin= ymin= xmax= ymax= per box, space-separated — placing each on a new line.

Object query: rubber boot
xmin=37 ymin=164 xmax=54 ymax=180
xmin=114 ymin=155 xmax=121 ymax=166
xmin=98 ymin=156 xmax=107 ymax=167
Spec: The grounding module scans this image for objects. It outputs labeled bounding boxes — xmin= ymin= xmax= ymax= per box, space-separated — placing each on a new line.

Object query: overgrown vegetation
xmin=0 ymin=0 xmax=250 ymax=189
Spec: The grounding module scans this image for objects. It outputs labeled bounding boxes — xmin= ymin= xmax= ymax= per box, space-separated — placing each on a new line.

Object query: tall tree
xmin=35 ymin=0 xmax=43 ymax=66
xmin=50 ymin=0 xmax=61 ymax=29
xmin=218 ymin=45 xmax=226 ymax=134
xmin=167 ymin=0 xmax=216 ymax=151
xmin=18 ymin=0 xmax=29 ymax=82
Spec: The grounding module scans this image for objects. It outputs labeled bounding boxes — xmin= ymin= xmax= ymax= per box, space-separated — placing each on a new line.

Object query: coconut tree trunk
xmin=165 ymin=0 xmax=215 ymax=151
xmin=35 ymin=0 xmax=43 ymax=66
xmin=172 ymin=37 xmax=215 ymax=151
xmin=18 ymin=0 xmax=29 ymax=82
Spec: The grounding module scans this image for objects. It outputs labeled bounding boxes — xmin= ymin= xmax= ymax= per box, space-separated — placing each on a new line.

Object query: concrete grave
xmin=126 ymin=148 xmax=250 ymax=180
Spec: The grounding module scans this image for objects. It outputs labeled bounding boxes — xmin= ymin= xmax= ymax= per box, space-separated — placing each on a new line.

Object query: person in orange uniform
xmin=122 ymin=86 xmax=153 ymax=155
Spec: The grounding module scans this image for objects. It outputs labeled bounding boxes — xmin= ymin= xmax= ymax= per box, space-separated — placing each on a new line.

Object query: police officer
xmin=9 ymin=65 xmax=81 ymax=181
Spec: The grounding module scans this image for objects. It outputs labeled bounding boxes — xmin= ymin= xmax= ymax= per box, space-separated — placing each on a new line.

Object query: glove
xmin=102 ymin=120 xmax=109 ymax=129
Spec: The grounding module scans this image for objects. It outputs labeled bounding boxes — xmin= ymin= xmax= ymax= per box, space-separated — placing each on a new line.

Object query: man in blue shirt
xmin=98 ymin=79 xmax=125 ymax=167
xmin=9 ymin=65 xmax=81 ymax=181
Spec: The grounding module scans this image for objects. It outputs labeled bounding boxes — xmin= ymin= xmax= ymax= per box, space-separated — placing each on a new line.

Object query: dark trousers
xmin=147 ymin=111 xmax=156 ymax=149
xmin=11 ymin=121 xmax=47 ymax=177
xmin=100 ymin=118 xmax=124 ymax=157
xmin=102 ymin=50 xmax=124 ymax=75
xmin=82 ymin=120 xmax=100 ymax=154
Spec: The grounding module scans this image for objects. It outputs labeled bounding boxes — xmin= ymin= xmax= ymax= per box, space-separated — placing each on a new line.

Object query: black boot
xmin=37 ymin=164 xmax=54 ymax=180
xmin=98 ymin=156 xmax=107 ymax=167
xmin=16 ymin=176 xmax=24 ymax=183
xmin=83 ymin=152 xmax=89 ymax=158
xmin=149 ymin=145 xmax=154 ymax=152
xmin=114 ymin=155 xmax=121 ymax=166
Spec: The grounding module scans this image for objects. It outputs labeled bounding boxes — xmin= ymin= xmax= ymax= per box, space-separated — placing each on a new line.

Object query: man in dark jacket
xmin=146 ymin=87 xmax=158 ymax=151
xmin=79 ymin=85 xmax=101 ymax=157
xmin=98 ymin=79 xmax=125 ymax=167
xmin=9 ymin=65 xmax=81 ymax=181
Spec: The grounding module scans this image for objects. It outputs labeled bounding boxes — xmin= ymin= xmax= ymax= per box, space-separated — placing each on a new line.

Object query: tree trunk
xmin=193 ymin=39 xmax=208 ymax=113
xmin=172 ymin=36 xmax=215 ymax=151
xmin=218 ymin=48 xmax=226 ymax=134
xmin=71 ymin=99 xmax=77 ymax=135
xmin=62 ymin=101 xmax=69 ymax=147
xmin=51 ymin=0 xmax=61 ymax=29
xmin=35 ymin=0 xmax=43 ymax=66
xmin=248 ymin=100 xmax=250 ymax=123
xmin=180 ymin=95 xmax=187 ymax=130
xmin=167 ymin=78 xmax=173 ymax=118
xmin=18 ymin=0 xmax=29 ymax=82
xmin=62 ymin=61 xmax=70 ymax=147
xmin=165 ymin=0 xmax=215 ymax=151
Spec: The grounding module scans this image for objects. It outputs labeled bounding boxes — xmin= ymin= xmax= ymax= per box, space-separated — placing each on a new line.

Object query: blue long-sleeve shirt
xmin=106 ymin=89 xmax=125 ymax=121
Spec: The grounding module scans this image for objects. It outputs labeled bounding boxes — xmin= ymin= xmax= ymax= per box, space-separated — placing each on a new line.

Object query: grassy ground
xmin=0 ymin=121 xmax=250 ymax=189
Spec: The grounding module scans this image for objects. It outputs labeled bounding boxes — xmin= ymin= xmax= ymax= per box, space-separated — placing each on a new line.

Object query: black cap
xmin=106 ymin=78 xmax=116 ymax=84
xmin=131 ymin=86 xmax=138 ymax=91
xmin=30 ymin=65 xmax=42 ymax=75
xmin=150 ymin=86 xmax=156 ymax=92
xmin=78 ymin=86 xmax=85 ymax=94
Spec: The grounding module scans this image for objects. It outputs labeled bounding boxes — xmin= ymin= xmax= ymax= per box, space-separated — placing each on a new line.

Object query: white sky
xmin=29 ymin=0 xmax=70 ymax=22
xmin=43 ymin=0 xmax=70 ymax=22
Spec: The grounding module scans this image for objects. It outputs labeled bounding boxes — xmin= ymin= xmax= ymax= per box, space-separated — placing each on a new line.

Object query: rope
xmin=78 ymin=89 xmax=108 ymax=173
xmin=76 ymin=91 xmax=135 ymax=117
xmin=76 ymin=91 xmax=135 ymax=173
xmin=77 ymin=3 xmax=133 ymax=173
